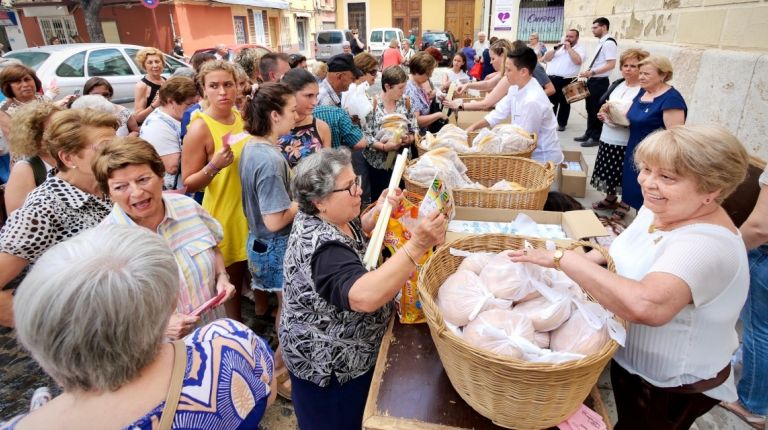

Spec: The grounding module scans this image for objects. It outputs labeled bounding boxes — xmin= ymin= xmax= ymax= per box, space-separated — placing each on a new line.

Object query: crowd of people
xmin=0 ymin=16 xmax=765 ymax=430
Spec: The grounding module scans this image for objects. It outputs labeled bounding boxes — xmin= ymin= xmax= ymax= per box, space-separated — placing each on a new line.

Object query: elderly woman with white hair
xmin=1 ymin=224 xmax=275 ymax=429
xmin=279 ymin=148 xmax=446 ymax=429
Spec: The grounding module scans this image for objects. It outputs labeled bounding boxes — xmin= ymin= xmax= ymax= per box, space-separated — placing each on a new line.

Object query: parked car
xmin=315 ymin=29 xmax=354 ymax=62
xmin=3 ymin=43 xmax=190 ymax=104
xmin=368 ymin=27 xmax=405 ymax=58
xmin=192 ymin=43 xmax=271 ymax=62
xmin=420 ymin=30 xmax=457 ymax=66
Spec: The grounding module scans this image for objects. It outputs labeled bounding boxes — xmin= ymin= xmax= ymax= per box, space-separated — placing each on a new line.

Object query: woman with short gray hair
xmin=279 ymin=148 xmax=447 ymax=429
xmin=3 ymin=224 xmax=276 ymax=429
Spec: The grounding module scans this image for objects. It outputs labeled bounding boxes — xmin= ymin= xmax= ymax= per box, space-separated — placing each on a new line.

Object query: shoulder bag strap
xmin=588 ymin=37 xmax=617 ymax=71
xmin=25 ymin=156 xmax=47 ymax=186
xmin=158 ymin=339 xmax=187 ymax=430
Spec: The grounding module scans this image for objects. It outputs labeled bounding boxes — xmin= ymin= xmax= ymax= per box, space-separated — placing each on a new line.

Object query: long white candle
xmin=364 ymin=148 xmax=409 ymax=269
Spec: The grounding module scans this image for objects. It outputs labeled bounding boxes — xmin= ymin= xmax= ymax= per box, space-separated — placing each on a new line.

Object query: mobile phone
xmin=190 ymin=290 xmax=227 ymax=317
xmin=251 ymin=238 xmax=268 ymax=253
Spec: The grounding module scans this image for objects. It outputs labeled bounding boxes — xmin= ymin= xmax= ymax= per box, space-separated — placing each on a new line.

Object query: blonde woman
xmin=4 ymin=102 xmax=63 ymax=213
xmin=133 ymin=47 xmax=166 ymax=124
xmin=182 ymin=60 xmax=251 ymax=321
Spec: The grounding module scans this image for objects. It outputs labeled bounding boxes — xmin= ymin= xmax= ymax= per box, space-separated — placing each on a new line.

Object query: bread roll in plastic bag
xmin=405 ymin=148 xmax=473 ymax=189
xmin=479 ymin=252 xmax=540 ymax=301
xmin=438 ymin=269 xmax=511 ymax=326
xmin=509 ymin=294 xmax=572 ymax=332
xmin=450 ymin=248 xmax=495 ymax=275
xmin=534 ymin=331 xmax=550 ymax=348
xmin=462 ymin=309 xmax=535 ymax=359
xmin=491 ymin=124 xmax=535 ymax=153
xmin=550 ymin=300 xmax=610 ymax=356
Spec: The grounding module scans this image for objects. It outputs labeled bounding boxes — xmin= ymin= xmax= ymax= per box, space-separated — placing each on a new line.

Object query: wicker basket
xmin=403 ymin=155 xmax=555 ymax=209
xmin=415 ymin=131 xmax=537 ymax=159
xmin=418 ymin=234 xmax=624 ymax=429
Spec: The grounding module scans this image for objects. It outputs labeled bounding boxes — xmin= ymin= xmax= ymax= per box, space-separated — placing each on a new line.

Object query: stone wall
xmin=564 ymin=0 xmax=768 ymax=159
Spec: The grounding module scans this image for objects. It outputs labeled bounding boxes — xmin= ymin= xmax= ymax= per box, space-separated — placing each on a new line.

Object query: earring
xmin=70 ymin=165 xmax=78 ymax=170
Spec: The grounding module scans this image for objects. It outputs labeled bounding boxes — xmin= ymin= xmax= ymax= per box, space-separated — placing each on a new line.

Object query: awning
xmin=210 ymin=0 xmax=288 ymax=9
xmin=294 ymin=11 xmax=311 ymax=18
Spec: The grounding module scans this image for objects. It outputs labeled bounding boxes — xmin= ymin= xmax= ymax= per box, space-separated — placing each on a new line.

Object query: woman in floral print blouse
xmin=361 ymin=66 xmax=417 ymax=199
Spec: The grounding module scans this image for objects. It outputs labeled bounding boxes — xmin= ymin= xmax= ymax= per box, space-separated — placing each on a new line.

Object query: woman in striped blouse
xmin=94 ymin=136 xmax=236 ymax=339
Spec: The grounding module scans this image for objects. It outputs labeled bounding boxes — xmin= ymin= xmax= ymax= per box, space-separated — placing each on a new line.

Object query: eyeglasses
xmin=332 ymin=175 xmax=362 ymax=196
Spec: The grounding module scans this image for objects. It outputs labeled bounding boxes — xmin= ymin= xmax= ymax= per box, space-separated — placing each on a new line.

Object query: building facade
xmin=335 ymin=0 xmax=486 ymax=47
xmin=564 ymin=0 xmax=768 ymax=159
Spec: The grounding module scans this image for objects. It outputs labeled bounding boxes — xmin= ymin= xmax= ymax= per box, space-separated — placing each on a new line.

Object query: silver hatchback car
xmin=3 ymin=43 xmax=189 ymax=104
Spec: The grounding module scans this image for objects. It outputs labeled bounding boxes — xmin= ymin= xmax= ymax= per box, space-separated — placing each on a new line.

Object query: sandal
xmin=275 ymin=369 xmax=292 ymax=401
xmin=720 ymin=401 xmax=766 ymax=429
xmin=592 ymin=197 xmax=621 ymax=210
xmin=610 ymin=203 xmax=630 ymax=221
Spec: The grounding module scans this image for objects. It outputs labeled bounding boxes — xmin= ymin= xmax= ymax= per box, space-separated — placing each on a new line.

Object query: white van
xmin=368 ymin=28 xmax=406 ymax=58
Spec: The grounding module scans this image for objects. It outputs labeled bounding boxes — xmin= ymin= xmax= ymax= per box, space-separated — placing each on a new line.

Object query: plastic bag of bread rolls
xmin=462 ymin=309 xmax=535 ymax=358
xmin=405 ymin=148 xmax=473 ymax=189
xmin=550 ymin=299 xmax=611 ymax=355
xmin=451 ymin=248 xmax=495 ymax=275
xmin=438 ymin=269 xmax=512 ymax=326
xmin=491 ymin=124 xmax=535 ymax=153
xmin=479 ymin=252 xmax=540 ymax=301
xmin=510 ymin=294 xmax=572 ymax=332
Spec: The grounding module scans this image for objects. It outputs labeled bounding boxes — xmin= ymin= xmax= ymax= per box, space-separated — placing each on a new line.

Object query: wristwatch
xmin=553 ymin=249 xmax=565 ymax=271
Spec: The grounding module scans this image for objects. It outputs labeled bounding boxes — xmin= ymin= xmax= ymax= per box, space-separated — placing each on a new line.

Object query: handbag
xmin=469 ymin=62 xmax=483 ymax=80
xmin=157 ymin=340 xmax=187 ymax=430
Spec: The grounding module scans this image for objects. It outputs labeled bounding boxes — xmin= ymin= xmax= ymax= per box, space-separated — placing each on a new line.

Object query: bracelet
xmin=206 ymin=162 xmax=221 ymax=173
xmin=402 ymin=244 xmax=421 ymax=268
xmin=202 ymin=167 xmax=217 ymax=178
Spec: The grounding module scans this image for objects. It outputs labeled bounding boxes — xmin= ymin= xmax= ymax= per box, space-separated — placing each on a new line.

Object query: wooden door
xmin=392 ymin=0 xmax=420 ymax=43
xmin=268 ymin=17 xmax=279 ymax=50
xmin=445 ymin=0 xmax=474 ymax=42
xmin=347 ymin=2 xmax=366 ymax=42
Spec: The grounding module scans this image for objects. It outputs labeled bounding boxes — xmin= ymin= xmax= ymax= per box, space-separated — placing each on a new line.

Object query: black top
xmin=351 ymin=38 xmax=365 ymax=55
xmin=141 ymin=76 xmax=165 ymax=109
xmin=311 ymin=239 xmax=368 ymax=311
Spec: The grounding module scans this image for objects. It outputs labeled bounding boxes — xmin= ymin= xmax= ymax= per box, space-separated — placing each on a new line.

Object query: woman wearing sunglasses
xmin=280 ymin=148 xmax=447 ymax=429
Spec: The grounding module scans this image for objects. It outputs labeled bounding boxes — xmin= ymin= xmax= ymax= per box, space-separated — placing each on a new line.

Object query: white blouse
xmin=609 ymin=206 xmax=749 ymax=401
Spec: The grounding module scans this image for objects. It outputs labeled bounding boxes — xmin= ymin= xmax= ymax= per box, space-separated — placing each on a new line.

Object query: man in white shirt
xmin=472 ymin=31 xmax=490 ymax=63
xmin=576 ymin=17 xmax=617 ymax=147
xmin=466 ymin=47 xmax=563 ymax=165
xmin=541 ymin=29 xmax=587 ymax=131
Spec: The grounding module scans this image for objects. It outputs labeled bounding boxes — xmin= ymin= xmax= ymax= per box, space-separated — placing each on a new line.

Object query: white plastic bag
xmin=451 ymin=248 xmax=495 ymax=275
xmin=479 ymin=252 xmax=541 ymax=301
xmin=462 ymin=309 xmax=535 ymax=358
xmin=405 ymin=148 xmax=473 ymax=189
xmin=437 ymin=269 xmax=512 ymax=326
xmin=550 ymin=299 xmax=626 ymax=355
xmin=342 ymin=82 xmax=373 ymax=124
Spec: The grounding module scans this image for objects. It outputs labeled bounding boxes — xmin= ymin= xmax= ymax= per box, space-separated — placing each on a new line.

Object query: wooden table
xmin=363 ymin=318 xmax=613 ymax=430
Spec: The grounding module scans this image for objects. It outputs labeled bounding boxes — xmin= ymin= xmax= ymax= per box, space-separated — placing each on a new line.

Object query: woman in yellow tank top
xmin=182 ymin=60 xmax=250 ymax=321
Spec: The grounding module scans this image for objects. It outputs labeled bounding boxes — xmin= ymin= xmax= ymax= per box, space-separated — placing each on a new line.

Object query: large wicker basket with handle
xmin=415 ymin=131 xmax=537 ymax=159
xmin=403 ymin=155 xmax=555 ymax=210
xmin=418 ymin=234 xmax=624 ymax=430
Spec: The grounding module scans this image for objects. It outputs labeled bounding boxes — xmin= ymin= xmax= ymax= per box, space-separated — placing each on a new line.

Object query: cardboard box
xmin=559 ymin=149 xmax=588 ymax=198
xmin=449 ymin=110 xmax=509 ymax=130
xmin=445 ymin=207 xmax=608 ymax=247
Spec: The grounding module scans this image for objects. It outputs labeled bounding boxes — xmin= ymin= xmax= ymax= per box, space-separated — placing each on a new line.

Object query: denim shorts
xmin=247 ymin=232 xmax=288 ymax=292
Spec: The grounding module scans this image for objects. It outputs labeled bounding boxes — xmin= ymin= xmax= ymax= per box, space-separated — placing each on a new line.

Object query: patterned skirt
xmin=590 ymin=142 xmax=627 ymax=195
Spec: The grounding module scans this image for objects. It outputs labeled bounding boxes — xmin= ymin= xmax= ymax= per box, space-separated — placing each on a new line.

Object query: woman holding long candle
xmin=279 ymin=148 xmax=446 ymax=429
